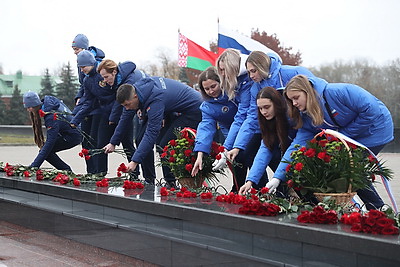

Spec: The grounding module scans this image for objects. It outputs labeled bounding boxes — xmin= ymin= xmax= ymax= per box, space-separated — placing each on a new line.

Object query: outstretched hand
xmin=103 ymin=143 xmax=115 ymax=154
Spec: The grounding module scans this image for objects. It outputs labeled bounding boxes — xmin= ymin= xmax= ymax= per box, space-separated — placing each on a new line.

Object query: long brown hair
xmin=257 ymin=86 xmax=289 ymax=152
xmin=28 ymin=106 xmax=45 ymax=148
xmin=284 ymin=74 xmax=323 ymax=129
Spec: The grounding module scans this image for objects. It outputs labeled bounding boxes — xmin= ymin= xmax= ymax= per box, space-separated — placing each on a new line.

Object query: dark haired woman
xmin=23 ymin=91 xmax=81 ymax=171
xmin=239 ymin=86 xmax=296 ymax=194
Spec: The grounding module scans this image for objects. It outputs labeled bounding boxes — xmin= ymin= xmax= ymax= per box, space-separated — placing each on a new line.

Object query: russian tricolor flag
xmin=218 ymin=24 xmax=278 ymax=58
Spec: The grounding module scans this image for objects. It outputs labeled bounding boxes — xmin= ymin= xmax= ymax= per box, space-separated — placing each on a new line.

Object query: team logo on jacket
xmin=221 ymin=106 xmax=229 ymax=113
xmin=99 ymin=80 xmax=107 ymax=87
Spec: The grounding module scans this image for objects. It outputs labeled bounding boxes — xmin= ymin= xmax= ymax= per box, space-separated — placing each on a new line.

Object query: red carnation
xmin=185 ymin=164 xmax=193 ymax=171
xmin=169 ymin=140 xmax=176 ymax=146
xmin=294 ymin=162 xmax=303 ymax=171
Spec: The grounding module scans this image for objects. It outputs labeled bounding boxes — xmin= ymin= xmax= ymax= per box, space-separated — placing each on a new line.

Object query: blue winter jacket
xmin=222 ymin=73 xmax=252 ymax=151
xmin=246 ymin=127 xmax=297 ymax=184
xmin=75 ymin=46 xmax=105 ymax=100
xmin=71 ymin=62 xmax=121 ymax=125
xmin=234 ymin=53 xmax=314 ymax=150
xmin=111 ymin=77 xmax=203 ymax=163
xmin=31 ymin=96 xmax=82 ymax=168
xmin=194 ymin=93 xmax=238 ymax=154
xmin=274 ymin=76 xmax=394 ymax=181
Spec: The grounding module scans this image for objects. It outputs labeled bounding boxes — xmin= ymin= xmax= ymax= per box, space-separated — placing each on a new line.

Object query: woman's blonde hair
xmin=216 ymin=48 xmax=240 ymax=100
xmin=29 ymin=106 xmax=45 ymax=148
xmin=284 ymin=74 xmax=324 ymax=129
xmin=246 ymin=51 xmax=271 ymax=80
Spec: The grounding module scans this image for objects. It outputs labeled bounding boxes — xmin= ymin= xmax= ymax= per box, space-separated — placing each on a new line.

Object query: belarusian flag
xmin=178 ymin=33 xmax=218 ymax=71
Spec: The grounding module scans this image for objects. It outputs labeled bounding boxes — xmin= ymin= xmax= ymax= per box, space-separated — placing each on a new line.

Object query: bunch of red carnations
xmin=341 ymin=210 xmax=399 ymax=235
xmin=297 ymin=205 xmax=338 ymax=224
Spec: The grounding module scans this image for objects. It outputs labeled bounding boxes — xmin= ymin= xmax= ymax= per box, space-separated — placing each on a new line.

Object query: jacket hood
xmin=88 ymin=46 xmax=105 ymax=60
xmin=116 ymin=61 xmax=137 ymax=86
xmin=308 ymin=76 xmax=329 ymax=96
xmin=268 ymin=52 xmax=283 ymax=80
xmin=133 ymin=77 xmax=157 ymax=105
xmin=42 ymin=96 xmax=61 ymax=112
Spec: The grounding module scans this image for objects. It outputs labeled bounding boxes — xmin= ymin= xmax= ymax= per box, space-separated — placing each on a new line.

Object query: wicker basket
xmin=314 ymin=191 xmax=356 ymax=205
xmin=178 ymin=177 xmax=205 ymax=189
xmin=312 ymin=130 xmax=357 ymax=205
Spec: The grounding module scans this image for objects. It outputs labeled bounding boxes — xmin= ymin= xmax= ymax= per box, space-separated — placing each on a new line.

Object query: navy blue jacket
xmin=75 ymin=46 xmax=105 ymax=100
xmin=111 ymin=77 xmax=202 ymax=163
xmin=31 ymin=96 xmax=82 ymax=168
xmin=194 ymin=93 xmax=238 ymax=154
xmin=71 ymin=62 xmax=118 ymax=125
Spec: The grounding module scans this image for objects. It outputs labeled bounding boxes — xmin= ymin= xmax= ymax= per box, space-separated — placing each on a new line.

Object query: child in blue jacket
xmin=23 ymin=91 xmax=81 ymax=171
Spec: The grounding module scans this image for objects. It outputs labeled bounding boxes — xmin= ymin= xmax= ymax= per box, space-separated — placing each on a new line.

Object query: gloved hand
xmin=266 ymin=178 xmax=281 ymax=192
xmin=212 ymin=151 xmax=227 ymax=171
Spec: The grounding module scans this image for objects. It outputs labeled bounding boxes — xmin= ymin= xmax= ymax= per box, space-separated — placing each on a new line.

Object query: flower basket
xmin=313 ymin=131 xmax=357 ymax=205
xmin=314 ymin=192 xmax=357 ymax=205
xmin=178 ymin=176 xmax=205 ymax=189
xmin=285 ymin=129 xmax=393 ymax=205
xmin=159 ymin=127 xmax=225 ymax=189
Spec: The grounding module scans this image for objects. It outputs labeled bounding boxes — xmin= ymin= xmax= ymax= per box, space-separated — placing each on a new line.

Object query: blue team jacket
xmin=31 ymin=96 xmax=81 ymax=168
xmin=274 ymin=76 xmax=394 ymax=181
xmin=222 ymin=73 xmax=252 ymax=151
xmin=194 ymin=93 xmax=238 ymax=154
xmin=234 ymin=53 xmax=314 ymax=150
xmin=111 ymin=77 xmax=202 ymax=163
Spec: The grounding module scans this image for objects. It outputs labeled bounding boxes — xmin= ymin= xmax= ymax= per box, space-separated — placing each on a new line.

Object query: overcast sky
xmin=1 ymin=0 xmax=400 ymax=76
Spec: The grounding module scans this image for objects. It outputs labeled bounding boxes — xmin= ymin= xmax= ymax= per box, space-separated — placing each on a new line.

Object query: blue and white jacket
xmin=111 ymin=77 xmax=203 ymax=163
xmin=274 ymin=76 xmax=394 ymax=181
xmin=31 ymin=96 xmax=81 ymax=168
xmin=234 ymin=53 xmax=314 ymax=150
xmin=194 ymin=93 xmax=238 ymax=154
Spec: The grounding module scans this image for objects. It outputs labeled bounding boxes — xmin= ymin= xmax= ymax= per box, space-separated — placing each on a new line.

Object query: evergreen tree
xmin=178 ymin=67 xmax=190 ymax=85
xmin=39 ymin=68 xmax=55 ymax=98
xmin=0 ymin=93 xmax=7 ymax=124
xmin=7 ymin=85 xmax=29 ymax=125
xmin=56 ymin=62 xmax=79 ymax=110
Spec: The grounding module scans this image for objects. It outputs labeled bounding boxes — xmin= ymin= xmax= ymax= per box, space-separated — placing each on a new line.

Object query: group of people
xmin=22 ymin=33 xmax=394 ymax=210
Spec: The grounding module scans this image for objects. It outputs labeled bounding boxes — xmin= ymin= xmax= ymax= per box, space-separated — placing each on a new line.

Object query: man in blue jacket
xmin=104 ymin=77 xmax=203 ymax=187
xmin=71 ymin=34 xmax=105 ymax=174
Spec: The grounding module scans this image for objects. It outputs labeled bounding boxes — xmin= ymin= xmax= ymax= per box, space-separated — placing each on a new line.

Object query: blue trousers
xmin=356 ymin=144 xmax=386 ymax=210
xmin=136 ymin=111 xmax=202 ymax=184
xmin=45 ymin=132 xmax=81 ymax=171
xmin=80 ymin=114 xmax=100 ymax=174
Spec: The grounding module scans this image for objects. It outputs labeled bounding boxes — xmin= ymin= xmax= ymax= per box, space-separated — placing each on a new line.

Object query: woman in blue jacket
xmin=23 ymin=91 xmax=81 ymax=171
xmin=98 ymin=58 xmax=151 ymax=180
xmin=238 ymin=86 xmax=296 ymax=195
xmin=191 ymin=67 xmax=256 ymax=192
xmin=268 ymin=74 xmax=394 ymax=209
xmin=71 ymin=51 xmax=136 ymax=175
xmin=214 ymin=49 xmax=266 ymax=188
